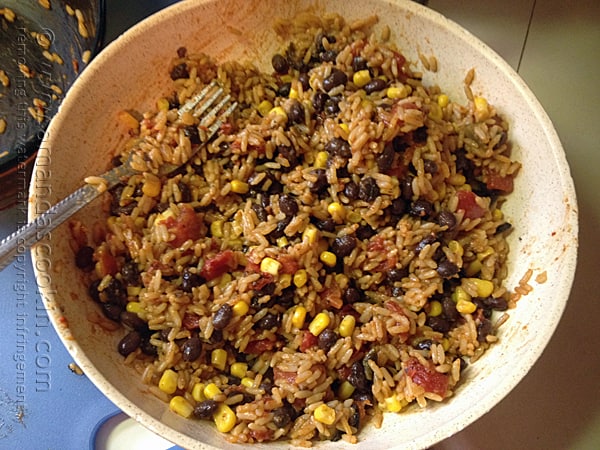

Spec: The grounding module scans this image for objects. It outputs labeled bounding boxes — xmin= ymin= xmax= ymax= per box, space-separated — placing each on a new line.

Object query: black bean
xmin=400 ymin=175 xmax=414 ymax=201
xmin=427 ymin=316 xmax=451 ymax=333
xmin=120 ymin=260 xmax=140 ymax=285
xmin=312 ymin=92 xmax=329 ymax=112
xmin=140 ymin=337 xmax=158 ymax=356
xmin=320 ymin=49 xmax=337 ymax=62
xmin=255 ymin=280 xmax=276 ymax=297
xmin=336 ymin=166 xmax=350 ymax=179
xmin=315 ymin=33 xmax=336 ymax=52
xmin=414 ymin=233 xmax=437 ymax=254
xmin=212 ymin=304 xmax=233 ymax=330
xmin=477 ymin=318 xmax=493 ymax=342
xmin=181 ymin=336 xmax=202 ymax=362
xmin=496 ymin=222 xmax=512 ymax=234
xmin=355 ymin=224 xmax=376 ymax=240
xmin=343 ymin=287 xmax=362 ymax=304
xmin=75 ymin=246 xmax=95 ymax=271
xmin=170 ymin=62 xmax=189 ymax=80
xmin=377 ymin=142 xmax=395 ymax=172
xmin=352 ymin=56 xmax=368 ymax=72
xmin=325 ymin=137 xmax=352 ymax=159
xmin=88 ymin=279 xmax=101 ymax=302
xmin=276 ymin=287 xmax=296 ymax=307
xmin=387 ymin=267 xmax=407 ymax=282
xmin=279 ymin=194 xmax=299 ymax=216
xmin=256 ymin=313 xmax=280 ymax=330
xmin=437 ymin=210 xmax=457 ymax=230
xmin=318 ymin=329 xmax=338 ymax=352
xmin=415 ymin=338 xmax=433 ymax=350
xmin=323 ymin=69 xmax=347 ymax=92
xmin=331 ymin=235 xmax=357 ymax=258
xmin=272 ymin=403 xmax=295 ymax=428
xmin=277 ymin=82 xmax=291 ymax=98
xmin=184 ymin=125 xmax=201 ymax=145
xmin=118 ymin=330 xmax=141 ymax=357
xmin=388 ymin=198 xmax=408 ymax=216
xmin=410 ymin=199 xmax=433 ymax=218
xmin=362 ymin=349 xmax=377 ymax=381
xmin=484 ymin=295 xmax=508 ymax=311
xmin=358 ymin=177 xmax=380 ymax=202
xmin=208 ymin=329 xmax=223 ymax=344
xmin=181 ymin=268 xmax=204 ymax=293
xmin=271 ymin=53 xmax=289 ymax=74
xmin=424 ymin=160 xmax=438 ymax=174
xmin=308 ymin=169 xmax=329 ymax=194
xmin=436 ymin=259 xmax=460 ymax=278
xmin=103 ymin=278 xmax=127 ymax=306
xmin=494 ymin=131 xmax=508 ymax=149
xmin=252 ymin=203 xmax=268 ymax=222
xmin=298 ymin=72 xmax=310 ymax=91
xmin=267 ymin=216 xmax=291 ymax=240
xmin=120 ymin=311 xmax=147 ymax=331
xmin=413 ymin=126 xmax=428 ymax=143
xmin=102 ymin=302 xmax=123 ymax=322
xmin=363 ymin=78 xmax=387 ymax=94
xmin=442 ymin=296 xmax=460 ymax=322
xmin=288 ymin=100 xmax=305 ymax=124
xmin=266 ymin=177 xmax=284 ymax=195
xmin=343 ymin=181 xmax=359 ymax=200
xmin=348 ymin=404 xmax=361 ymax=428
xmin=314 ymin=217 xmax=336 ymax=232
xmin=193 ymin=400 xmax=219 ymax=420
xmin=348 ymin=360 xmax=369 ymax=391
xmin=324 ymin=96 xmax=341 ymax=116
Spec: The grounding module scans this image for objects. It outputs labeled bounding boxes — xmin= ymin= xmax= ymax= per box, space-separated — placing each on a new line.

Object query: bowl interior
xmin=29 ymin=0 xmax=577 ymax=449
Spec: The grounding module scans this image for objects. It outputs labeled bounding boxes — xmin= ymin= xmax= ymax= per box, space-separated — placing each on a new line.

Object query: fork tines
xmin=178 ymin=81 xmax=237 ymax=143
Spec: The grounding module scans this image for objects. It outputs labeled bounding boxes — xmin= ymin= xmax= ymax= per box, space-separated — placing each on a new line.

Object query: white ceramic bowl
xmin=29 ymin=1 xmax=578 ymax=448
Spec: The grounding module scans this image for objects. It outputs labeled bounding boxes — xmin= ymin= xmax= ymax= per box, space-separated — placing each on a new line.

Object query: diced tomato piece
xmin=245 ymin=338 xmax=275 ymax=354
xmin=164 ymin=205 xmax=203 ymax=247
xmin=250 ymin=273 xmax=274 ymax=292
xmin=182 ymin=312 xmax=200 ymax=330
xmin=249 ymin=428 xmax=274 ymax=442
xmin=405 ymin=357 xmax=449 ymax=397
xmin=96 ymin=246 xmax=118 ymax=276
xmin=200 ymin=250 xmax=237 ymax=280
xmin=278 ymin=255 xmax=300 ymax=275
xmin=456 ymin=190 xmax=487 ymax=219
xmin=274 ymin=367 xmax=297 ymax=384
xmin=385 ymin=300 xmax=405 ymax=315
xmin=485 ymin=171 xmax=514 ymax=193
xmin=321 ymin=284 xmax=343 ymax=309
xmin=299 ymin=331 xmax=318 ymax=352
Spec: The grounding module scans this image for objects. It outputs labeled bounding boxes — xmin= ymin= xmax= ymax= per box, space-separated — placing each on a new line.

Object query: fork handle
xmin=0 ymin=184 xmax=102 ymax=272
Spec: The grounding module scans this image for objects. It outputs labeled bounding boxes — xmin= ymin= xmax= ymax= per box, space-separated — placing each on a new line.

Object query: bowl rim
xmin=29 ymin=0 xmax=578 ymax=449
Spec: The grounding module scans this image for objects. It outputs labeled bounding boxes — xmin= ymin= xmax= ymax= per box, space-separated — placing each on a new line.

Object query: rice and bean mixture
xmin=74 ymin=13 xmax=520 ymax=446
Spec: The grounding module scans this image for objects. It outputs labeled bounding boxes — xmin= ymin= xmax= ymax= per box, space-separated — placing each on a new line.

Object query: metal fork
xmin=0 ymin=81 xmax=237 ymax=272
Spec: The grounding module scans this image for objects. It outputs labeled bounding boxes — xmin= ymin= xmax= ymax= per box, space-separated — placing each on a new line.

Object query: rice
xmin=72 ymin=13 xmax=522 ymax=445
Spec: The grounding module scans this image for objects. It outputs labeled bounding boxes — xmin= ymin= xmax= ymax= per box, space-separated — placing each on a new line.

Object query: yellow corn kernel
xmin=180 ymin=111 xmax=195 ymax=126
xmin=448 ymin=240 xmax=464 ymax=257
xmin=279 ymin=273 xmax=292 ymax=289
xmin=338 ymin=380 xmax=356 ymax=400
xmin=465 ymin=259 xmax=483 ymax=277
xmin=442 ymin=337 xmax=450 ymax=351
xmin=452 ymin=286 xmax=471 ymax=304
xmin=384 ymin=395 xmax=403 ymax=413
xmin=241 ymin=377 xmax=254 ymax=388
xmin=269 ymin=106 xmax=288 ymax=121
xmin=327 ymin=202 xmax=346 ymax=223
xmin=428 ymin=300 xmax=443 ymax=317
xmin=210 ymin=219 xmax=224 ymax=238
xmin=386 ymin=85 xmax=407 ymax=99
xmin=309 ymin=312 xmax=330 ymax=336
xmin=428 ymin=103 xmax=443 ymax=122
xmin=468 ymin=278 xmax=495 ymax=298
xmin=230 ymin=180 xmax=249 ymax=194
xmin=203 ymin=383 xmax=222 ymax=399
xmin=437 ymin=94 xmax=450 ymax=108
xmin=232 ymin=300 xmax=249 ymax=317
xmin=347 ymin=211 xmax=362 ymax=223
xmin=473 ymin=96 xmax=490 ymax=122
xmin=281 ymin=74 xmax=293 ymax=84
xmin=277 ymin=236 xmax=289 ymax=247
xmin=169 ymin=395 xmax=194 ymax=418
xmin=478 ymin=247 xmax=495 ymax=260
xmin=156 ymin=97 xmax=170 ymax=111
xmin=260 ymin=257 xmax=282 ymax=276
xmin=314 ymin=404 xmax=336 ymax=425
xmin=211 ymin=348 xmax=228 ymax=371
xmin=338 ymin=315 xmax=356 ymax=338
xmin=117 ymin=110 xmax=139 ymax=131
xmin=213 ymin=403 xmax=236 ymax=433
xmin=142 ymin=173 xmax=161 ymax=198
xmin=448 ymin=174 xmax=466 ymax=186
xmin=302 ymin=224 xmax=319 ymax=244
xmin=353 ymin=69 xmax=371 ymax=88
xmin=291 ymin=305 xmax=307 ymax=329
xmin=158 ymin=369 xmax=178 ymax=395
xmin=192 ymin=382 xmax=206 ymax=402
xmin=257 ymin=100 xmax=273 ymax=117
xmin=293 ymin=269 xmax=308 ymax=288
xmin=289 ymin=87 xmax=299 ymax=99
xmin=492 ymin=209 xmax=504 ymax=221
xmin=230 ymin=362 xmax=248 ymax=379
xmin=126 ymin=286 xmax=142 ymax=297
xmin=218 ymin=273 xmax=232 ymax=290
xmin=456 ymin=299 xmax=477 ymax=314
xmin=339 ymin=122 xmax=349 ymax=134
xmin=319 ymin=251 xmax=337 ymax=268
xmin=314 ymin=151 xmax=328 ymax=169
xmin=126 ymin=301 xmax=143 ymax=315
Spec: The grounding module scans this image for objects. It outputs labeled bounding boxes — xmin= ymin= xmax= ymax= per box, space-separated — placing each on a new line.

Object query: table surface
xmin=0 ymin=1 xmax=598 ymax=449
